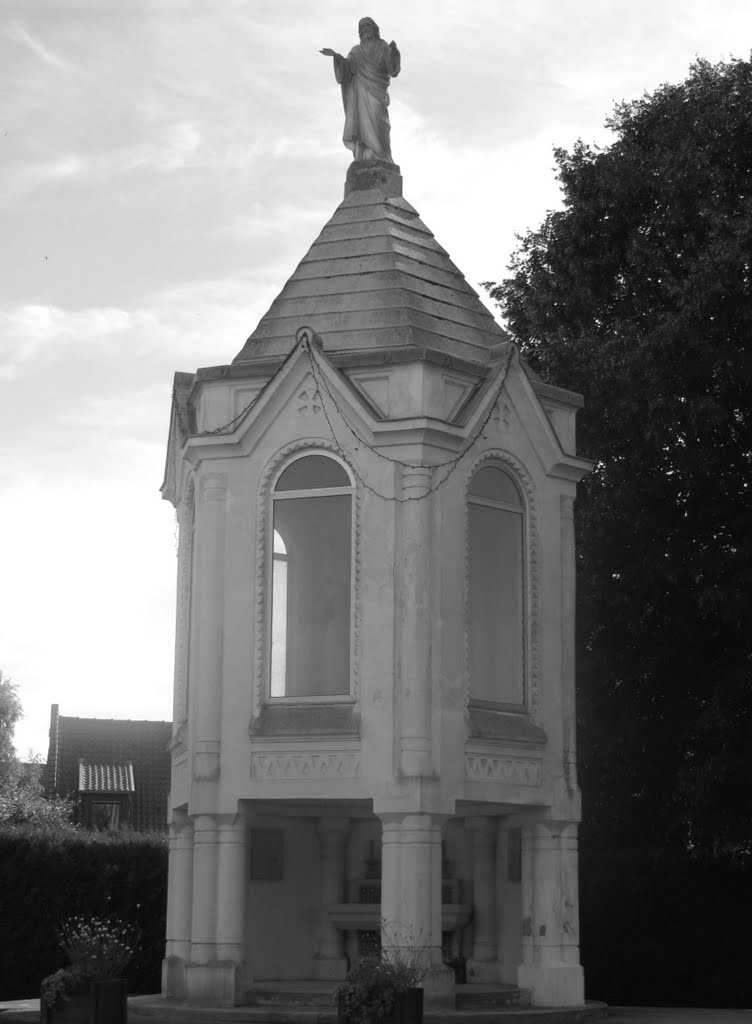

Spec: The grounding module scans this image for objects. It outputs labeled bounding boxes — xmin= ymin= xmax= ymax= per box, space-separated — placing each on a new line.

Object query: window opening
xmin=269 ymin=454 xmax=353 ymax=698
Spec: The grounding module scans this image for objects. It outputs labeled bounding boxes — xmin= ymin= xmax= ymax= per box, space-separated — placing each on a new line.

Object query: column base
xmin=423 ymin=964 xmax=455 ymax=1005
xmin=312 ymin=955 xmax=348 ymax=981
xmin=517 ymin=963 xmax=584 ymax=1007
xmin=162 ymin=956 xmax=187 ymax=999
xmin=185 ymin=961 xmax=249 ymax=1007
xmin=466 ymin=959 xmax=500 ymax=983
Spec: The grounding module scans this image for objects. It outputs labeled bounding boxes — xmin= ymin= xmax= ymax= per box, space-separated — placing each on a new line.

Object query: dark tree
xmin=487 ymin=56 xmax=752 ymax=854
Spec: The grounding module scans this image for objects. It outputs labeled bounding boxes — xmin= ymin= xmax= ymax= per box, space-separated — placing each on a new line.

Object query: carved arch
xmin=463 ymin=449 xmax=541 ymax=722
xmin=252 ymin=438 xmax=362 ymax=720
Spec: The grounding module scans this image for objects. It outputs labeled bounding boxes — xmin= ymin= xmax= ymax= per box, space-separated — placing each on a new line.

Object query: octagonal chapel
xmin=161 ymin=157 xmax=592 ymax=1009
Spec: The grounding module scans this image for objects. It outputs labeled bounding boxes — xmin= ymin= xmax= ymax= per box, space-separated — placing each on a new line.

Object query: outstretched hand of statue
xmin=389 ymin=40 xmax=399 ymax=54
xmin=320 ymin=48 xmax=339 ymax=57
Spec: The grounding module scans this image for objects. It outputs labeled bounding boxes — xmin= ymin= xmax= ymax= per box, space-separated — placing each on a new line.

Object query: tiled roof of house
xmin=78 ymin=762 xmax=136 ymax=793
xmin=45 ymin=705 xmax=172 ymax=832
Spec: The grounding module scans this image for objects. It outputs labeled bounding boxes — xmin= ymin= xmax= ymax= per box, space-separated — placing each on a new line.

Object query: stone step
xmin=245 ymin=984 xmax=337 ymax=1008
xmin=126 ymin=995 xmax=609 ymax=1024
xmin=455 ymin=984 xmax=532 ymax=1009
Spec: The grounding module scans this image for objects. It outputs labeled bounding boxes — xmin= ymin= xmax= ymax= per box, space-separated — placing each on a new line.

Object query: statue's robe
xmin=334 ymin=40 xmax=400 ymax=162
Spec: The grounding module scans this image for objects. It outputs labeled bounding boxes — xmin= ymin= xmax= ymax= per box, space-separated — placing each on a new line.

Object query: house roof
xmin=232 ymin=168 xmax=508 ymax=368
xmin=78 ymin=762 xmax=136 ymax=794
xmin=45 ymin=705 xmax=171 ymax=832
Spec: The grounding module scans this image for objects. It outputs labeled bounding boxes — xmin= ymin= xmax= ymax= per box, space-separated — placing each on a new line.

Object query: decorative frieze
xmin=251 ymin=750 xmax=361 ymax=780
xmin=465 ymin=753 xmax=541 ymax=787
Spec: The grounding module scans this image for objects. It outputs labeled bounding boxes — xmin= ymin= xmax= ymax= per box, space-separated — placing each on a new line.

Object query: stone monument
xmin=161 ymin=25 xmax=592 ymax=1010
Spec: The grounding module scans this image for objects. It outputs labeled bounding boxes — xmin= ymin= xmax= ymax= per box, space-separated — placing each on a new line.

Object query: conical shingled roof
xmin=233 ymin=184 xmax=507 ymax=368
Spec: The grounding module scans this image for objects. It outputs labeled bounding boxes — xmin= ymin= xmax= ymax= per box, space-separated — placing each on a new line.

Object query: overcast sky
xmin=2 ymin=0 xmax=751 ymax=758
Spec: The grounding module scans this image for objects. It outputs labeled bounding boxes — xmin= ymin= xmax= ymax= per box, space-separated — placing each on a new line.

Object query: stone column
xmin=517 ymin=821 xmax=584 ymax=1007
xmin=189 ymin=814 xmax=218 ymax=964
xmin=216 ymin=812 xmax=248 ymax=960
xmin=214 ymin=812 xmax=249 ymax=1005
xmin=519 ymin=826 xmax=534 ymax=971
xmin=192 ymin=473 xmax=226 ymax=783
xmin=379 ymin=813 xmax=453 ymax=1003
xmin=313 ymin=817 xmax=350 ymax=980
xmin=186 ymin=812 xmax=244 ymax=1006
xmin=397 ymin=467 xmax=433 ymax=778
xmin=560 ymin=495 xmax=578 ymax=794
xmin=163 ymin=812 xmax=194 ymax=998
xmin=467 ymin=817 xmax=500 ymax=982
xmin=172 ymin=485 xmax=195 ymax=726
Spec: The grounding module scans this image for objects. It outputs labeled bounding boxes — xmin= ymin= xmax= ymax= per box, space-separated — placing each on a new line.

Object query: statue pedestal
xmin=345 ymin=160 xmax=403 ymax=198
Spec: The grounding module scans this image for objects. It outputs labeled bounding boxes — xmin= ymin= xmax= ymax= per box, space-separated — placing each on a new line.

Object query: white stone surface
xmin=161 ymin=182 xmax=591 ymax=1007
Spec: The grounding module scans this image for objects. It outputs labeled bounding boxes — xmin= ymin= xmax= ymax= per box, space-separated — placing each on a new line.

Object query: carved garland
xmin=462 ymin=449 xmax=542 ymax=723
xmin=172 ymin=476 xmax=195 ymax=729
xmin=252 ymin=438 xmax=362 ymax=720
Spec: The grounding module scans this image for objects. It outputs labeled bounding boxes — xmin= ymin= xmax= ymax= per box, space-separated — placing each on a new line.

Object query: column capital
xmin=216 ymin=811 xmax=247 ymax=836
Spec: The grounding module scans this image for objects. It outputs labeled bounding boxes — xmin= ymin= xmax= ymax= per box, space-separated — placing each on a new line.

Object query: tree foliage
xmin=487 ymin=56 xmax=752 ymax=853
xmin=0 ymin=670 xmax=75 ymax=829
xmin=0 ymin=671 xmax=23 ymax=791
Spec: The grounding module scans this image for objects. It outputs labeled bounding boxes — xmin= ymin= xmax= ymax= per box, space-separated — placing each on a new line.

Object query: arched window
xmin=468 ymin=464 xmax=525 ymax=707
xmin=269 ymin=454 xmax=353 ymax=699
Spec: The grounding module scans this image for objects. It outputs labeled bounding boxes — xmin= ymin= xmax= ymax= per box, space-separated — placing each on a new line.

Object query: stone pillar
xmin=467 ymin=816 xmax=500 ymax=982
xmin=560 ymin=495 xmax=578 ymax=794
xmin=172 ymin=485 xmax=195 ymax=726
xmin=192 ymin=473 xmax=226 ymax=783
xmin=162 ymin=812 xmax=194 ymax=997
xmin=517 ymin=821 xmax=584 ymax=1007
xmin=379 ymin=814 xmax=453 ymax=1003
xmin=519 ymin=826 xmax=534 ymax=971
xmin=214 ymin=812 xmax=249 ymax=1005
xmin=186 ymin=814 xmax=221 ymax=1004
xmin=190 ymin=814 xmax=218 ymax=964
xmin=313 ymin=817 xmax=350 ymax=980
xmin=397 ymin=468 xmax=433 ymax=778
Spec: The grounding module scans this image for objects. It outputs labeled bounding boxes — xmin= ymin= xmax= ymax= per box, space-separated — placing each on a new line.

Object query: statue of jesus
xmin=320 ymin=17 xmax=401 ymax=164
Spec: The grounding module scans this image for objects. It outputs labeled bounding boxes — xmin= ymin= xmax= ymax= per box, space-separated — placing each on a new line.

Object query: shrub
xmin=0 ymin=824 xmax=167 ymax=1001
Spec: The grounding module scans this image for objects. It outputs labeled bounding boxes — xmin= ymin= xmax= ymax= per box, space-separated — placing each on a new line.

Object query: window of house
xmin=468 ymin=464 xmax=525 ymax=706
xmin=89 ymin=800 xmax=121 ymax=830
xmin=269 ymin=454 xmax=353 ymax=698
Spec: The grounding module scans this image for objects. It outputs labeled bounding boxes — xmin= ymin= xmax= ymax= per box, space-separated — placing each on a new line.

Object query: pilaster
xmin=397 ymin=467 xmax=434 ymax=778
xmin=192 ymin=473 xmax=227 ymax=786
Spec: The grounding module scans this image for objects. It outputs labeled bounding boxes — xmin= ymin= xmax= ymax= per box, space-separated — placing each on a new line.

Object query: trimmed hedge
xmin=580 ymin=848 xmax=752 ymax=1008
xmin=0 ymin=824 xmax=167 ymax=1001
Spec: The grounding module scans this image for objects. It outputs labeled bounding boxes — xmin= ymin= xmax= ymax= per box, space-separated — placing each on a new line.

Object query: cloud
xmin=4 ymin=19 xmax=78 ymax=73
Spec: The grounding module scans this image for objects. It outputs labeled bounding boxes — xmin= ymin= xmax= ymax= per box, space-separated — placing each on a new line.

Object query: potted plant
xmin=336 ymin=930 xmax=427 ymax=1024
xmin=41 ymin=914 xmax=138 ymax=1024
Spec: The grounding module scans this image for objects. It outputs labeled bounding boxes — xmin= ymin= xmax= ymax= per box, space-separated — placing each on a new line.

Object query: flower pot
xmin=42 ymin=979 xmax=128 ymax=1024
xmin=337 ymin=987 xmax=423 ymax=1024
xmin=393 ymin=988 xmax=423 ymax=1024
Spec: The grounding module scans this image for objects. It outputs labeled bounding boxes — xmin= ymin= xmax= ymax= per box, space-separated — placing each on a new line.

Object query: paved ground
xmin=1 ymin=999 xmax=749 ymax=1023
xmin=607 ymin=1012 xmax=751 ymax=1023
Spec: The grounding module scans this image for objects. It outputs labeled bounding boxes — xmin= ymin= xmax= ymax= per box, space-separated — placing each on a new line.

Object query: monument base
xmin=345 ymin=159 xmax=403 ymax=198
xmin=517 ymin=963 xmax=585 ymax=1007
xmin=183 ymin=961 xmax=248 ymax=1007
